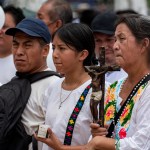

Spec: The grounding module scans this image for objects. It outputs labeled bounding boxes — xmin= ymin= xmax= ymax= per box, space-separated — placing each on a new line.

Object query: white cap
xmin=0 ymin=6 xmax=5 ymax=29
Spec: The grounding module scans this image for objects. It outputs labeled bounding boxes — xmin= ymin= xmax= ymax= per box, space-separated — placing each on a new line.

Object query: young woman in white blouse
xmin=35 ymin=23 xmax=97 ymax=150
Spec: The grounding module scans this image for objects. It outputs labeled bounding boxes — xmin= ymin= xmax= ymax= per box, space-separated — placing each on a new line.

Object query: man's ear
xmin=79 ymin=49 xmax=89 ymax=61
xmin=42 ymin=44 xmax=49 ymax=58
xmin=53 ymin=19 xmax=63 ymax=31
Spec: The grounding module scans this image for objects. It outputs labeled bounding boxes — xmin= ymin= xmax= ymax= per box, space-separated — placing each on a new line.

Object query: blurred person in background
xmin=0 ymin=5 xmax=4 ymax=86
xmin=91 ymin=11 xmax=127 ymax=83
xmin=37 ymin=0 xmax=73 ymax=72
xmin=79 ymin=9 xmax=99 ymax=28
xmin=0 ymin=5 xmax=5 ymax=29
xmin=0 ymin=5 xmax=25 ymax=84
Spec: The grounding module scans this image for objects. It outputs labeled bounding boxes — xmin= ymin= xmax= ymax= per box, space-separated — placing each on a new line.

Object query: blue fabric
xmin=6 ymin=18 xmax=51 ymax=44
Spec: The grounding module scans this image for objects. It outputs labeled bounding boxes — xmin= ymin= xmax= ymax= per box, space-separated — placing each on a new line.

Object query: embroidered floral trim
xmin=64 ymin=84 xmax=91 ymax=145
xmin=104 ymin=80 xmax=147 ymax=140
xmin=115 ymin=140 xmax=120 ymax=150
xmin=104 ymin=81 xmax=118 ymax=123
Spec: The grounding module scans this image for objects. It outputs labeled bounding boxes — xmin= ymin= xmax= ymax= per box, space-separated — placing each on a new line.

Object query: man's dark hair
xmin=3 ymin=5 xmax=25 ymax=25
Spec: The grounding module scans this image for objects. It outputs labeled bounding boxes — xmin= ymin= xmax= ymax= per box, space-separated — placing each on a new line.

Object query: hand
xmin=81 ymin=138 xmax=96 ymax=150
xmin=34 ymin=128 xmax=63 ymax=150
xmin=82 ymin=136 xmax=115 ymax=150
xmin=90 ymin=123 xmax=108 ymax=137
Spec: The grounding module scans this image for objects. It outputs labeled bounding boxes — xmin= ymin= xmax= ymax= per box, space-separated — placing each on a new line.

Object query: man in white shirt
xmin=5 ymin=18 xmax=60 ymax=150
xmin=0 ymin=5 xmax=25 ymax=84
xmin=91 ymin=11 xmax=127 ymax=83
xmin=37 ymin=0 xmax=73 ymax=71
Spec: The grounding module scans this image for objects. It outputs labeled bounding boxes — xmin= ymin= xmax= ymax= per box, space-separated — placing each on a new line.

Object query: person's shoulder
xmin=137 ymin=81 xmax=150 ymax=104
xmin=142 ymin=81 xmax=150 ymax=93
xmin=75 ymin=79 xmax=92 ymax=93
xmin=30 ymin=70 xmax=61 ymax=89
xmin=40 ymin=75 xmax=60 ymax=83
xmin=50 ymin=77 xmax=64 ymax=85
xmin=45 ymin=77 xmax=64 ymax=95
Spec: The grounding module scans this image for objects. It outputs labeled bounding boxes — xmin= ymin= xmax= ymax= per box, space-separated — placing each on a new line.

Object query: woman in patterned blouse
xmin=82 ymin=14 xmax=150 ymax=150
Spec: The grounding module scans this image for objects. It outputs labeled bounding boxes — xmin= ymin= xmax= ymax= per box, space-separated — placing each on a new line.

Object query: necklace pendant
xmin=59 ymin=85 xmax=74 ymax=109
xmin=59 ymin=103 xmax=62 ymax=109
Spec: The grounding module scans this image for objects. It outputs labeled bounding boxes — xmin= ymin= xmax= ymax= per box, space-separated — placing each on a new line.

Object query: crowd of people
xmin=0 ymin=0 xmax=150 ymax=150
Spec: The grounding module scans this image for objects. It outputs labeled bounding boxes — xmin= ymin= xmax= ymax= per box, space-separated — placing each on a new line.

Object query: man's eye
xmin=24 ymin=44 xmax=32 ymax=49
xmin=12 ymin=44 xmax=18 ymax=48
xmin=26 ymin=44 xmax=32 ymax=46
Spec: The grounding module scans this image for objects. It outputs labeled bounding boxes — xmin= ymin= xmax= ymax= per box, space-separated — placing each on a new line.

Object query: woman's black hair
xmin=52 ymin=23 xmax=95 ymax=66
xmin=115 ymin=14 xmax=150 ymax=42
xmin=115 ymin=14 xmax=150 ymax=63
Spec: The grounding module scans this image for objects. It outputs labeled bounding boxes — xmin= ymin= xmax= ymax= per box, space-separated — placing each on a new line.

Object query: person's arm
xmin=82 ymin=136 xmax=116 ymax=150
xmin=35 ymin=128 xmax=115 ymax=150
xmin=90 ymin=123 xmax=108 ymax=137
xmin=34 ymin=128 xmax=85 ymax=150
